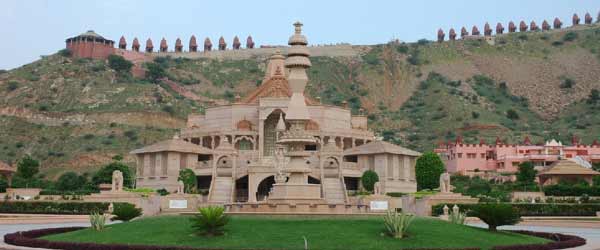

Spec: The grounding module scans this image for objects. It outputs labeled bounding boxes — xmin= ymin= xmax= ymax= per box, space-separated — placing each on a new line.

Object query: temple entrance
xmin=196 ymin=175 xmax=212 ymax=192
xmin=263 ymin=110 xmax=285 ymax=157
xmin=256 ymin=176 xmax=275 ymax=201
xmin=344 ymin=177 xmax=360 ymax=192
xmin=235 ymin=175 xmax=249 ymax=202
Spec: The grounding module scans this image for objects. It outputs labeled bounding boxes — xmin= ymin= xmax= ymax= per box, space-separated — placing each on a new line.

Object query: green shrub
xmin=191 ymin=206 xmax=229 ymax=236
xmin=56 ymin=172 xmax=88 ymax=191
xmin=0 ymin=202 xmax=112 ymax=214
xmin=89 ymin=212 xmax=106 ymax=231
xmin=386 ymin=192 xmax=405 ymax=197
xmin=145 ymin=62 xmax=167 ymax=83
xmin=449 ymin=210 xmax=466 ymax=225
xmin=58 ymin=49 xmax=72 ymax=57
xmin=111 ymin=203 xmax=142 ymax=222
xmin=560 ymin=77 xmax=575 ymax=89
xmin=383 ymin=210 xmax=414 ymax=239
xmin=415 ymin=152 xmax=445 ymax=191
xmin=361 ymin=170 xmax=379 ymax=192
xmin=156 ymin=188 xmax=170 ymax=196
xmin=471 ymin=203 xmax=520 ymax=231
xmin=92 ymin=161 xmax=133 ymax=188
xmin=7 ymin=81 xmax=19 ymax=92
xmin=433 ymin=203 xmax=600 ymax=217
xmin=506 ymin=109 xmax=519 ymax=120
xmin=562 ymin=32 xmax=578 ymax=42
xmin=543 ymin=184 xmax=600 ymax=196
xmin=108 ymin=55 xmax=133 ymax=73
xmin=178 ymin=169 xmax=197 ymax=193
xmin=588 ymin=89 xmax=600 ymax=104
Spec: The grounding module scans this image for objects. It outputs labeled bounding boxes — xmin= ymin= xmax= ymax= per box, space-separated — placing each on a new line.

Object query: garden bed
xmin=6 ymin=216 xmax=557 ymax=250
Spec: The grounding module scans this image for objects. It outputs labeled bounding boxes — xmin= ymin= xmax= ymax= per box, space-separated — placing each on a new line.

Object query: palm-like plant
xmin=449 ymin=211 xmax=467 ymax=225
xmin=89 ymin=212 xmax=106 ymax=231
xmin=191 ymin=206 xmax=229 ymax=236
xmin=383 ymin=210 xmax=414 ymax=239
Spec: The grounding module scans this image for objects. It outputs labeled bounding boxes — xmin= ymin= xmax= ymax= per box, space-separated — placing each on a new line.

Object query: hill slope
xmin=0 ymin=25 xmax=599 ymax=177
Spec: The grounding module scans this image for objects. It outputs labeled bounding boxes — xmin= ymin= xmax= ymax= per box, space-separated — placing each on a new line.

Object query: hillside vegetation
xmin=0 ymin=25 xmax=599 ymax=176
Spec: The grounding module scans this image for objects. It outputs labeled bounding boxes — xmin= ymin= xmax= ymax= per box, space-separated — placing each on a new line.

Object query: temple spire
xmin=284 ymin=21 xmax=311 ymax=121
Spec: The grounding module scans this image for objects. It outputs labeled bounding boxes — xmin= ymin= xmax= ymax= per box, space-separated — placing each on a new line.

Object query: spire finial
xmin=294 ymin=21 xmax=303 ymax=34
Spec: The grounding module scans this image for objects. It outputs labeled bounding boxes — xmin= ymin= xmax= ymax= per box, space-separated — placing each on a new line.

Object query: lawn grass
xmin=43 ymin=215 xmax=548 ymax=250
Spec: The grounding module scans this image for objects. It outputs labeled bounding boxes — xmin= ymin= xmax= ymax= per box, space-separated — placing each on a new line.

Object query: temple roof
xmin=537 ymin=160 xmax=600 ymax=176
xmin=0 ymin=161 xmax=15 ymax=173
xmin=343 ymin=140 xmax=421 ymax=156
xmin=78 ymin=30 xmax=105 ymax=39
xmin=240 ymin=67 xmax=317 ymax=105
xmin=130 ymin=135 xmax=212 ymax=155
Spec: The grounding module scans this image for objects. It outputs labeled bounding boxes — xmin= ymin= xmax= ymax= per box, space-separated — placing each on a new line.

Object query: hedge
xmin=39 ymin=190 xmax=96 ymax=196
xmin=432 ymin=203 xmax=600 ymax=217
xmin=543 ymin=185 xmax=600 ymax=196
xmin=0 ymin=202 xmax=116 ymax=215
xmin=3 ymin=227 xmax=585 ymax=250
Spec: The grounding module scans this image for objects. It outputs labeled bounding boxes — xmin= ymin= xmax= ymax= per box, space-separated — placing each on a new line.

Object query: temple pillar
xmin=248 ymin=174 xmax=257 ymax=203
xmin=211 ymin=136 xmax=215 ymax=149
xmin=258 ymin=119 xmax=265 ymax=158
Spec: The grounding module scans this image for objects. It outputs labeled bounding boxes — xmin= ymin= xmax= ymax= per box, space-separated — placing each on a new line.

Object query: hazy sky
xmin=1 ymin=0 xmax=599 ymax=69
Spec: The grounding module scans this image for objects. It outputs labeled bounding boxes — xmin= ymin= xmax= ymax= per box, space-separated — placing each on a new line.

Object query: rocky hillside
xmin=0 ymin=24 xmax=599 ymax=177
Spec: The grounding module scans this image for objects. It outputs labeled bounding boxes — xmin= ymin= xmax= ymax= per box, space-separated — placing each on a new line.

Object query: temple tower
xmin=508 ymin=21 xmax=517 ymax=33
xmin=496 ymin=23 xmax=504 ymax=34
xmin=484 ymin=23 xmax=492 ymax=36
xmin=585 ymin=13 xmax=593 ymax=24
xmin=204 ymin=38 xmax=212 ymax=51
xmin=554 ymin=18 xmax=563 ymax=29
xmin=573 ymin=14 xmax=580 ymax=26
xmin=233 ymin=36 xmax=241 ymax=49
xmin=175 ymin=38 xmax=183 ymax=52
xmin=542 ymin=20 xmax=551 ymax=31
xmin=269 ymin=22 xmax=320 ymax=203
xmin=449 ymin=28 xmax=456 ymax=40
xmin=132 ymin=38 xmax=140 ymax=52
xmin=246 ymin=35 xmax=255 ymax=48
xmin=519 ymin=21 xmax=528 ymax=32
xmin=437 ymin=29 xmax=445 ymax=42
xmin=460 ymin=27 xmax=469 ymax=38
xmin=118 ymin=36 xmax=127 ymax=49
xmin=145 ymin=38 xmax=153 ymax=53
xmin=160 ymin=38 xmax=168 ymax=52
xmin=189 ymin=35 xmax=198 ymax=52
xmin=218 ymin=36 xmax=226 ymax=50
xmin=471 ymin=26 xmax=480 ymax=36
xmin=530 ymin=21 xmax=538 ymax=31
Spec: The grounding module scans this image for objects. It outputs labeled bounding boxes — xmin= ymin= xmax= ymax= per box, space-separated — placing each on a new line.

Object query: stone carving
xmin=542 ymin=20 xmax=551 ymax=31
xmin=108 ymin=203 xmax=114 ymax=213
xmin=160 ymin=38 xmax=168 ymax=52
xmin=530 ymin=21 xmax=538 ymax=31
xmin=177 ymin=180 xmax=185 ymax=194
xmin=519 ymin=21 xmax=528 ymax=32
xmin=189 ymin=35 xmax=197 ymax=52
xmin=573 ymin=14 xmax=580 ymax=26
xmin=452 ymin=204 xmax=459 ymax=214
xmin=439 ymin=172 xmax=451 ymax=193
xmin=246 ymin=36 xmax=255 ymax=48
xmin=437 ymin=29 xmax=445 ymax=42
xmin=484 ymin=23 xmax=492 ymax=36
xmin=218 ymin=36 xmax=226 ymax=50
xmin=145 ymin=38 xmax=154 ymax=53
xmin=373 ymin=181 xmax=382 ymax=195
xmin=449 ymin=28 xmax=457 ymax=40
xmin=175 ymin=38 xmax=183 ymax=53
xmin=118 ymin=36 xmax=127 ymax=49
xmin=553 ymin=18 xmax=562 ymax=29
xmin=496 ymin=23 xmax=504 ymax=34
xmin=585 ymin=13 xmax=592 ymax=24
xmin=233 ymin=36 xmax=241 ymax=50
xmin=460 ymin=27 xmax=469 ymax=38
xmin=471 ymin=26 xmax=480 ymax=36
xmin=204 ymin=37 xmax=212 ymax=51
xmin=443 ymin=205 xmax=449 ymax=216
xmin=132 ymin=38 xmax=140 ymax=52
xmin=112 ymin=170 xmax=123 ymax=192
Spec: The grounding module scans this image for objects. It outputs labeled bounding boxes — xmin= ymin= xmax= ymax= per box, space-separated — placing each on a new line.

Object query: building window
xmin=480 ymin=153 xmax=485 ymax=158
xmin=466 ymin=153 xmax=476 ymax=159
xmin=457 ymin=153 xmax=463 ymax=158
xmin=237 ymin=139 xmax=253 ymax=150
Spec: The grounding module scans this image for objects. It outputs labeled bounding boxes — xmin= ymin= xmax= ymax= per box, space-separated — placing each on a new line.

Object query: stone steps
xmin=323 ymin=178 xmax=346 ymax=204
xmin=209 ymin=177 xmax=233 ymax=203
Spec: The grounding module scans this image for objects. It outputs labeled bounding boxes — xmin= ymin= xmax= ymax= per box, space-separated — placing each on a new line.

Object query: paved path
xmin=469 ymin=221 xmax=600 ymax=250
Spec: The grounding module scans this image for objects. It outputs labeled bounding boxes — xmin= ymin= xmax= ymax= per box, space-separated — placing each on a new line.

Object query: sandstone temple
xmin=128 ymin=23 xmax=420 ymax=209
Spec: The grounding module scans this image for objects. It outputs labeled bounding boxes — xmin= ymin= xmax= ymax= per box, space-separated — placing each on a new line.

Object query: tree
xmin=108 ymin=55 xmax=133 ymax=73
xmin=516 ymin=161 xmax=536 ymax=183
xmin=178 ymin=169 xmax=197 ymax=193
xmin=472 ymin=203 xmax=521 ymax=231
xmin=92 ymin=161 xmax=133 ymax=188
xmin=588 ymin=89 xmax=600 ymax=105
xmin=361 ymin=170 xmax=379 ymax=192
xmin=145 ymin=62 xmax=166 ymax=83
xmin=415 ymin=152 xmax=445 ymax=191
xmin=56 ymin=172 xmax=87 ymax=191
xmin=16 ymin=155 xmax=40 ymax=187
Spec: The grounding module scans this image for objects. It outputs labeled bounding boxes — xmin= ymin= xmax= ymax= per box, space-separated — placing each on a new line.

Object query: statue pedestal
xmin=268 ymin=183 xmax=322 ymax=204
xmin=402 ymin=192 xmax=478 ymax=216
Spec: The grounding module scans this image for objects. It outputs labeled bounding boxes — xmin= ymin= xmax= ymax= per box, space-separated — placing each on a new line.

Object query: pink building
xmin=435 ymin=136 xmax=600 ymax=175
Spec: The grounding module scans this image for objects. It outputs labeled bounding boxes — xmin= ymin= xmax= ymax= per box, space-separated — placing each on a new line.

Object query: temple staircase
xmin=209 ymin=177 xmax=234 ymax=203
xmin=322 ymin=177 xmax=346 ymax=204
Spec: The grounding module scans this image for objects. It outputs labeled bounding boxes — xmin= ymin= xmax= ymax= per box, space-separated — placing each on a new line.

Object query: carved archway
xmin=256 ymin=175 xmax=275 ymax=201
